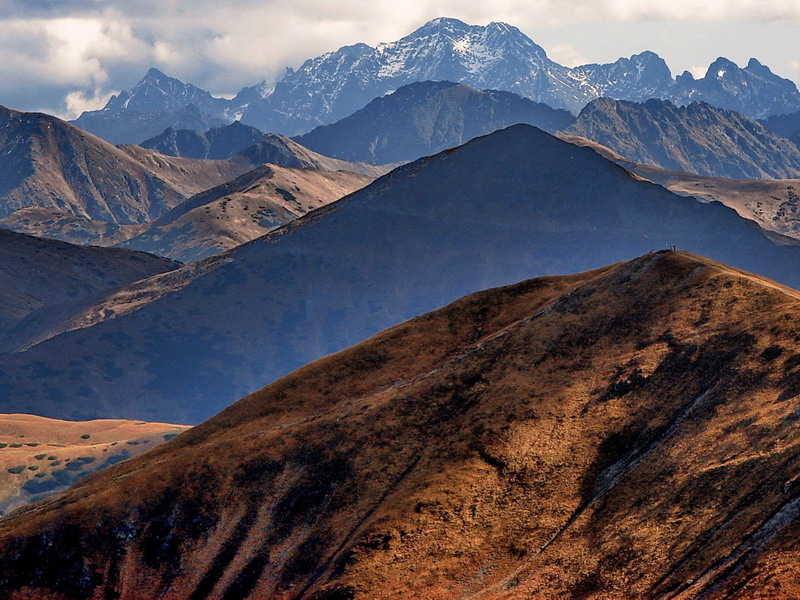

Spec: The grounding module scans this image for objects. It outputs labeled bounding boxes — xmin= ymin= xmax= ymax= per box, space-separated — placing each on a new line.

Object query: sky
xmin=0 ymin=0 xmax=798 ymax=119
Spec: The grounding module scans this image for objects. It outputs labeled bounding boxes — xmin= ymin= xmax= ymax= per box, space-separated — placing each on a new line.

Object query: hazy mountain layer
xmin=294 ymin=80 xmax=575 ymax=164
xmin=140 ymin=121 xmax=265 ymax=160
xmin=0 ymin=228 xmax=179 ymax=353
xmin=561 ymin=134 xmax=800 ymax=243
xmin=5 ymin=252 xmax=800 ymax=598
xmin=3 ymin=126 xmax=800 ymax=423
xmin=566 ymin=98 xmax=800 ymax=179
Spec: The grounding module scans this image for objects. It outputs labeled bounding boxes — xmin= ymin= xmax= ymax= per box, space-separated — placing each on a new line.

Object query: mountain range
xmin=294 ymin=80 xmax=574 ymax=165
xmin=565 ymin=98 xmax=800 ymax=179
xmin=71 ymin=18 xmax=800 ymax=143
xmin=140 ymin=120 xmax=265 ymax=160
xmin=561 ymin=134 xmax=800 ymax=244
xmin=4 ymin=125 xmax=800 ymax=424
xmin=6 ymin=251 xmax=800 ymax=597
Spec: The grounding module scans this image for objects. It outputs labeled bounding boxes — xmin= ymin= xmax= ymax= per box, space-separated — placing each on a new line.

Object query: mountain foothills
xmin=0 ymin=228 xmax=179 ymax=353
xmin=0 ymin=414 xmax=189 ymax=515
xmin=565 ymin=98 xmax=800 ymax=179
xmin=0 ymin=105 xmax=249 ymax=245
xmin=70 ymin=18 xmax=800 ymax=142
xmin=118 ymin=165 xmax=374 ymax=262
xmin=7 ymin=251 xmax=800 ymax=598
xmin=294 ymin=80 xmax=574 ymax=165
xmin=4 ymin=125 xmax=800 ymax=424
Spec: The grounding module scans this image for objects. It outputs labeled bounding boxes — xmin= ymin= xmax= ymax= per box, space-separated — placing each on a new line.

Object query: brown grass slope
xmin=5 ymin=251 xmax=800 ymax=598
xmin=0 ymin=414 xmax=189 ymax=516
xmin=118 ymin=164 xmax=373 ymax=262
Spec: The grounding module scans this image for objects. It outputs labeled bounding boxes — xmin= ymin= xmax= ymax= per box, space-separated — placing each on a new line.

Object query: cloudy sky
xmin=0 ymin=0 xmax=798 ymax=118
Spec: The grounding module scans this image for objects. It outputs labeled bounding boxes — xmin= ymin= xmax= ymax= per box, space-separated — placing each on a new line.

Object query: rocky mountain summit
xmin=72 ymin=19 xmax=800 ymax=142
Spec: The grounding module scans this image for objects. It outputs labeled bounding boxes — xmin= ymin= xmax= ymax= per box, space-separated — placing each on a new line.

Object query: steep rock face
xmin=239 ymin=18 xmax=667 ymax=133
xmin=118 ymin=165 xmax=373 ymax=262
xmin=0 ymin=227 xmax=179 ymax=352
xmin=140 ymin=121 xmax=266 ymax=160
xmin=3 ymin=126 xmax=800 ymax=423
xmin=675 ymin=58 xmax=800 ymax=119
xmin=294 ymin=80 xmax=575 ymax=164
xmin=566 ymin=98 xmax=800 ymax=179
xmin=5 ymin=252 xmax=800 ymax=598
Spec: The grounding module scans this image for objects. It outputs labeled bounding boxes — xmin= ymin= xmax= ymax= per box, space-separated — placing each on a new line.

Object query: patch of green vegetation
xmin=49 ymin=460 xmax=61 ymax=466
xmin=7 ymin=465 xmax=25 ymax=474
xmin=34 ymin=454 xmax=46 ymax=460
xmin=9 ymin=443 xmax=22 ymax=448
xmin=126 ymin=441 xmax=140 ymax=446
xmin=0 ymin=443 xmax=7 ymax=449
xmin=80 ymin=434 xmax=91 ymax=439
xmin=111 ymin=442 xmax=118 ymax=446
xmin=27 ymin=465 xmax=38 ymax=471
xmin=25 ymin=443 xmax=39 ymax=447
xmin=47 ymin=455 xmax=57 ymax=460
xmin=34 ymin=472 xmax=46 ymax=479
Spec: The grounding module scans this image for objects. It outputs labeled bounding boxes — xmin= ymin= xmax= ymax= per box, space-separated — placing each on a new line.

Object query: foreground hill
xmin=0 ymin=228 xmax=179 ymax=352
xmin=4 ymin=125 xmax=800 ymax=424
xmin=294 ymin=80 xmax=574 ymax=164
xmin=566 ymin=98 xmax=800 ymax=179
xmin=0 ymin=414 xmax=189 ymax=515
xmin=5 ymin=251 xmax=800 ymax=598
xmin=118 ymin=165 xmax=374 ymax=262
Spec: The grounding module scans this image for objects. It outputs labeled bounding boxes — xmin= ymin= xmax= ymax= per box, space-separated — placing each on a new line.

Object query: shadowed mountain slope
xmin=140 ymin=121 xmax=266 ymax=160
xmin=560 ymin=134 xmax=800 ymax=243
xmin=294 ymin=80 xmax=574 ymax=164
xmin=118 ymin=164 xmax=373 ymax=262
xmin=6 ymin=252 xmax=800 ymax=598
xmin=3 ymin=125 xmax=800 ymax=424
xmin=566 ymin=98 xmax=800 ymax=179
xmin=0 ymin=228 xmax=179 ymax=353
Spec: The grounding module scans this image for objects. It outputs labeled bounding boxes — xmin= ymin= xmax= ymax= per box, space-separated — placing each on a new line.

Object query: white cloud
xmin=548 ymin=44 xmax=590 ymax=67
xmin=64 ymin=88 xmax=117 ymax=118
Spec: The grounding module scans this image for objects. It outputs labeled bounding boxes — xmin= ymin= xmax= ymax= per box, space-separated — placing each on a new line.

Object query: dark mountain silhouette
xmin=294 ymin=80 xmax=574 ymax=164
xmin=140 ymin=120 xmax=265 ymax=159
